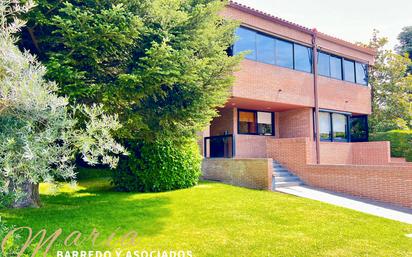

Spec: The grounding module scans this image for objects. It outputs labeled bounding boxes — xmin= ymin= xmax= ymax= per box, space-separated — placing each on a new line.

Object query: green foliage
xmin=0 ymin=0 xmax=126 ymax=207
xmin=370 ymin=130 xmax=412 ymax=161
xmin=0 ymin=218 xmax=32 ymax=257
xmin=75 ymin=167 xmax=111 ymax=180
xmin=363 ymin=30 xmax=412 ymax=132
xmin=112 ymin=139 xmax=201 ymax=192
xmin=22 ymin=0 xmax=241 ymax=142
xmin=397 ymin=26 xmax=412 ymax=74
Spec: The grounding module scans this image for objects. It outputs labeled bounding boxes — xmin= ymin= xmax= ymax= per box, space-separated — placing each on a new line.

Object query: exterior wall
xmin=235 ymin=135 xmax=269 ymax=158
xmin=319 ymin=142 xmax=352 ymax=164
xmin=265 ymin=137 xmax=412 ymax=208
xmin=278 ymin=108 xmax=313 ymax=139
xmin=202 ymin=158 xmax=272 ymax=190
xmin=305 ymin=164 xmax=412 ymax=209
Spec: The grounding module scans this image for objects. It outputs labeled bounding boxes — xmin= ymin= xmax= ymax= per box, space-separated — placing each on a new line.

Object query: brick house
xmin=201 ymin=1 xmax=412 ymax=208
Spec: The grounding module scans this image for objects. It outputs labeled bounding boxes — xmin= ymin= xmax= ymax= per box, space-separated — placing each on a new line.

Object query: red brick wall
xmin=236 ymin=135 xmax=270 ymax=158
xmin=278 ymin=108 xmax=313 ymax=139
xmin=202 ymin=158 xmax=272 ymax=190
xmin=305 ymin=164 xmax=412 ymax=209
xmin=265 ymin=137 xmax=412 ymax=208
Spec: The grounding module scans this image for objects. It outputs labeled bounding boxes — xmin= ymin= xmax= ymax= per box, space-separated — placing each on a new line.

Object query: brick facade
xmin=202 ymin=158 xmax=272 ymax=190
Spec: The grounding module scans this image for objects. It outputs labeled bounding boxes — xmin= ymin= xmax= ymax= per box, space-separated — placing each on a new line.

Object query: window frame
xmin=237 ymin=109 xmax=275 ymax=136
xmin=317 ymin=110 xmax=350 ymax=142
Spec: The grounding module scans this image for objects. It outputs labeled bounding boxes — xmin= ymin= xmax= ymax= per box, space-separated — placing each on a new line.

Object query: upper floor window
xmin=256 ymin=33 xmax=275 ymax=64
xmin=343 ymin=59 xmax=355 ymax=83
xmin=233 ymin=27 xmax=256 ymax=60
xmin=318 ymin=52 xmax=330 ymax=77
xmin=318 ymin=51 xmax=368 ymax=86
xmin=355 ymin=62 xmax=368 ymax=85
xmin=276 ymin=39 xmax=293 ymax=69
xmin=233 ymin=26 xmax=312 ymax=73
xmin=294 ymin=44 xmax=312 ymax=73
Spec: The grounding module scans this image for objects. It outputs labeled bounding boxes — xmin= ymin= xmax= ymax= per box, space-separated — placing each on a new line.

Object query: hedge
xmin=369 ymin=130 xmax=412 ymax=161
xmin=111 ymin=138 xmax=201 ymax=192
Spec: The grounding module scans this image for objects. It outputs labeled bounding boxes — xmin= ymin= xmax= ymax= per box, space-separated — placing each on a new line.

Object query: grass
xmin=1 ymin=178 xmax=412 ymax=257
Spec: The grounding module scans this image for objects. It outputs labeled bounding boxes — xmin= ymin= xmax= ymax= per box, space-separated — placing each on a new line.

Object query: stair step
xmin=274 ymin=181 xmax=303 ymax=188
xmin=275 ymin=176 xmax=300 ymax=182
xmin=273 ymin=167 xmax=289 ymax=172
xmin=273 ymin=171 xmax=295 ymax=177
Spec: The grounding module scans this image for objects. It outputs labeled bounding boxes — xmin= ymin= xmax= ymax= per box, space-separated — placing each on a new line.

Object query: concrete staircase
xmin=272 ymin=161 xmax=304 ymax=190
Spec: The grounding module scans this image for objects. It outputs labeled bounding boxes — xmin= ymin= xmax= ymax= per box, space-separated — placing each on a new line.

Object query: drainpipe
xmin=312 ymin=29 xmax=321 ymax=164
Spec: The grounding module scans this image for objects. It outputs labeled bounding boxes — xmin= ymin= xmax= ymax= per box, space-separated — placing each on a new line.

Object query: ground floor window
xmin=350 ymin=115 xmax=368 ymax=142
xmin=238 ymin=110 xmax=274 ymax=136
xmin=319 ymin=111 xmax=349 ymax=142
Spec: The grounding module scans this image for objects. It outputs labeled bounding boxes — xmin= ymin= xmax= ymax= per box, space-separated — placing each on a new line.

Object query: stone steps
xmin=272 ymin=161 xmax=304 ymax=189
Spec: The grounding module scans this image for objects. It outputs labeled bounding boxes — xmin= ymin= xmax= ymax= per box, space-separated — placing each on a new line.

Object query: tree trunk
xmin=11 ymin=182 xmax=41 ymax=208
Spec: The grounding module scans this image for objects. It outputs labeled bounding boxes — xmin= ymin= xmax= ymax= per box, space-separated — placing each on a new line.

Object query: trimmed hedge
xmin=111 ymin=139 xmax=201 ymax=192
xmin=370 ymin=130 xmax=412 ymax=161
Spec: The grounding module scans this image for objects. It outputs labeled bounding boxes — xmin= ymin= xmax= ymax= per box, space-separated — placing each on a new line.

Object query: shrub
xmin=111 ymin=139 xmax=201 ymax=192
xmin=370 ymin=130 xmax=412 ymax=161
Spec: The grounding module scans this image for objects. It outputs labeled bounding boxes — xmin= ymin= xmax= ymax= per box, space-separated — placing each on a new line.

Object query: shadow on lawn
xmin=0 ymin=180 xmax=171 ymax=247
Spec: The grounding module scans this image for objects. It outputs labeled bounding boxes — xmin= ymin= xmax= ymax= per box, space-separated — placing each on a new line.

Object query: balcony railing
xmin=204 ymin=134 xmax=235 ymax=158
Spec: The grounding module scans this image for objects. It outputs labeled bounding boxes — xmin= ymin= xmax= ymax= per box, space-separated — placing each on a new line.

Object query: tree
xmin=363 ymin=30 xmax=412 ymax=132
xmin=397 ymin=26 xmax=412 ymax=74
xmin=20 ymin=0 xmax=241 ymax=191
xmin=21 ymin=0 xmax=241 ymax=142
xmin=0 ymin=0 xmax=126 ymax=208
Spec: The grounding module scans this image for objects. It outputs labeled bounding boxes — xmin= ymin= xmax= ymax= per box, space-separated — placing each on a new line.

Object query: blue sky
xmin=235 ymin=0 xmax=412 ymax=50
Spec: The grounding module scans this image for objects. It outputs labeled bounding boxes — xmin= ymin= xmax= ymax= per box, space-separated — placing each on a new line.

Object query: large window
xmin=319 ymin=111 xmax=349 ymax=142
xmin=355 ymin=62 xmax=368 ymax=85
xmin=233 ymin=26 xmax=312 ymax=73
xmin=330 ymin=56 xmax=342 ymax=80
xmin=343 ymin=59 xmax=355 ymax=83
xmin=294 ymin=44 xmax=312 ymax=72
xmin=318 ymin=52 xmax=330 ymax=77
xmin=350 ymin=115 xmax=368 ymax=142
xmin=317 ymin=51 xmax=368 ymax=85
xmin=256 ymin=33 xmax=275 ymax=64
xmin=233 ymin=26 xmax=368 ymax=85
xmin=233 ymin=27 xmax=256 ymax=60
xmin=276 ymin=39 xmax=293 ymax=69
xmin=238 ymin=110 xmax=274 ymax=136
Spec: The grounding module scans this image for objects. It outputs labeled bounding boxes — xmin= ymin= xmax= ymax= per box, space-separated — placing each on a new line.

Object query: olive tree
xmin=0 ymin=0 xmax=126 ymax=208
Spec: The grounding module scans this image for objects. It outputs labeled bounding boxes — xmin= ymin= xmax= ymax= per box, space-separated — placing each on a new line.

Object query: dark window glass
xmin=355 ymin=62 xmax=368 ymax=85
xmin=257 ymin=112 xmax=273 ymax=135
xmin=239 ymin=111 xmax=257 ymax=134
xmin=343 ymin=59 xmax=355 ymax=82
xmin=318 ymin=52 xmax=330 ymax=76
xmin=276 ymin=39 xmax=293 ymax=68
xmin=256 ymin=33 xmax=275 ymax=64
xmin=319 ymin=112 xmax=331 ymax=141
xmin=332 ymin=113 xmax=348 ymax=142
xmin=233 ymin=27 xmax=256 ymax=60
xmin=294 ymin=44 xmax=312 ymax=72
xmin=350 ymin=115 xmax=368 ymax=142
xmin=330 ymin=56 xmax=342 ymax=80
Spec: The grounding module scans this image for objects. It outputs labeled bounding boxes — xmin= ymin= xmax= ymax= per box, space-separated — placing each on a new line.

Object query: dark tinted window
xmin=343 ymin=59 xmax=355 ymax=82
xmin=233 ymin=27 xmax=256 ymax=60
xmin=256 ymin=33 xmax=275 ymax=64
xmin=318 ymin=52 xmax=330 ymax=76
xmin=276 ymin=39 xmax=293 ymax=69
xmin=355 ymin=62 xmax=368 ymax=85
xmin=350 ymin=115 xmax=368 ymax=142
xmin=294 ymin=44 xmax=312 ymax=72
xmin=330 ymin=56 xmax=342 ymax=80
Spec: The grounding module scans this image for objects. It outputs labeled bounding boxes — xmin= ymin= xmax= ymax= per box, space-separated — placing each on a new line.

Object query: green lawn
xmin=1 ymin=178 xmax=412 ymax=257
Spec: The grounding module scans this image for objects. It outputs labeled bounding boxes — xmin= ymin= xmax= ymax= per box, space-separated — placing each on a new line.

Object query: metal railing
xmin=204 ymin=134 xmax=235 ymax=158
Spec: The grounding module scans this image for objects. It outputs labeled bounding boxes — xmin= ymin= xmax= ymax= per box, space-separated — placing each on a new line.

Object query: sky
xmin=235 ymin=0 xmax=412 ymax=50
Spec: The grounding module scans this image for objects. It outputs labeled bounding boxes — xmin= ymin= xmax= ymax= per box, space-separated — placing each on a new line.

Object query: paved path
xmin=276 ymin=186 xmax=412 ymax=224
